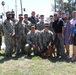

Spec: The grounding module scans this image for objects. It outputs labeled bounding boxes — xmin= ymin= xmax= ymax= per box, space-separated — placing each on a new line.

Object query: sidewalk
xmin=1 ymin=42 xmax=6 ymax=50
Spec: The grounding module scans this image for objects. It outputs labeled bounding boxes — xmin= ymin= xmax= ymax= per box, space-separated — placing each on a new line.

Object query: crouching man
xmin=25 ymin=24 xmax=41 ymax=57
xmin=40 ymin=23 xmax=54 ymax=58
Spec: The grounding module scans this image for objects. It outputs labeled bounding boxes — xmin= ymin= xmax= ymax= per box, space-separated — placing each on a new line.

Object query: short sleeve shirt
xmin=52 ymin=18 xmax=64 ymax=33
xmin=70 ymin=19 xmax=76 ymax=27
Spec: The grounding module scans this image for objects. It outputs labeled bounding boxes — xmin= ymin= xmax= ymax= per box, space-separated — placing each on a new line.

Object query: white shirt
xmin=70 ymin=19 xmax=76 ymax=36
xmin=70 ymin=19 xmax=76 ymax=27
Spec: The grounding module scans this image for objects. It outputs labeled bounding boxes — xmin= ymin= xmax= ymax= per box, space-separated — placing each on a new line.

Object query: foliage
xmin=53 ymin=0 xmax=76 ymax=15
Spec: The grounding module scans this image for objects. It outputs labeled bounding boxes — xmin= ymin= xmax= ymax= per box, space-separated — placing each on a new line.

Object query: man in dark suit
xmin=28 ymin=11 xmax=39 ymax=28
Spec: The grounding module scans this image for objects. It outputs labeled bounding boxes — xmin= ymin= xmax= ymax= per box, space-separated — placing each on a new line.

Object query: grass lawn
xmin=0 ymin=36 xmax=76 ymax=75
xmin=0 ymin=45 xmax=76 ymax=75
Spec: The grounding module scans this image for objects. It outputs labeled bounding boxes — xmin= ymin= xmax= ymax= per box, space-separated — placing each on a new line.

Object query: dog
xmin=40 ymin=44 xmax=55 ymax=58
xmin=40 ymin=35 xmax=61 ymax=58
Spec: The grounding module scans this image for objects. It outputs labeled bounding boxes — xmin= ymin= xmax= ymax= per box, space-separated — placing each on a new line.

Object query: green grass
xmin=0 ymin=37 xmax=76 ymax=75
xmin=0 ymin=56 xmax=76 ymax=75
xmin=0 ymin=48 xmax=76 ymax=75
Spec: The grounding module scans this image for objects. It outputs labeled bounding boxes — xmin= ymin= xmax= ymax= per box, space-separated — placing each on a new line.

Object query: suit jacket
xmin=28 ymin=16 xmax=39 ymax=26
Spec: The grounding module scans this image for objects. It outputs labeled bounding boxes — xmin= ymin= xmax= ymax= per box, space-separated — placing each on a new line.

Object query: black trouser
xmin=73 ymin=34 xmax=76 ymax=45
xmin=21 ymin=38 xmax=26 ymax=54
xmin=55 ymin=33 xmax=67 ymax=58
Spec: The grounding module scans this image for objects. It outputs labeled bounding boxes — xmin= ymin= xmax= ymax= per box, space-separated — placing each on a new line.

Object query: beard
xmin=7 ymin=17 xmax=10 ymax=20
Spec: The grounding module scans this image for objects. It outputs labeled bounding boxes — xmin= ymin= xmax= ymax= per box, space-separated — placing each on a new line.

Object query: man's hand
xmin=16 ymin=36 xmax=19 ymax=40
xmin=40 ymin=46 xmax=43 ymax=50
xmin=9 ymin=33 xmax=12 ymax=37
xmin=10 ymin=33 xmax=15 ymax=38
xmin=54 ymin=32 xmax=56 ymax=38
xmin=62 ymin=33 xmax=64 ymax=39
xmin=32 ymin=44 xmax=36 ymax=48
xmin=68 ymin=36 xmax=71 ymax=40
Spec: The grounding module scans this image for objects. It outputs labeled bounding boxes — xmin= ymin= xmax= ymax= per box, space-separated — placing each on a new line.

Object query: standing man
xmin=49 ymin=15 xmax=54 ymax=32
xmin=25 ymin=24 xmax=41 ymax=57
xmin=11 ymin=10 xmax=18 ymax=53
xmin=61 ymin=11 xmax=66 ymax=23
xmin=15 ymin=14 xmax=25 ymax=55
xmin=28 ymin=11 xmax=39 ymax=28
xmin=11 ymin=10 xmax=18 ymax=23
xmin=36 ymin=15 xmax=45 ymax=31
xmin=23 ymin=14 xmax=31 ymax=35
xmin=52 ymin=12 xmax=68 ymax=59
xmin=3 ymin=11 xmax=14 ymax=57
xmin=70 ymin=11 xmax=76 ymax=61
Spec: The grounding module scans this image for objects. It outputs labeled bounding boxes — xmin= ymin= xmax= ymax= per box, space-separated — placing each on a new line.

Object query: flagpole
xmin=15 ymin=0 xmax=17 ymax=18
xmin=20 ymin=0 xmax=23 ymax=15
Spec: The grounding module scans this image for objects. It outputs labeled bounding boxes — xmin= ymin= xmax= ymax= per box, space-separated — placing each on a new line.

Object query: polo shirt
xmin=52 ymin=18 xmax=64 ymax=33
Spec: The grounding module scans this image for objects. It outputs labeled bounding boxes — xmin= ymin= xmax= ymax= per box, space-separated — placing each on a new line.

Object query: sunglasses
xmin=54 ymin=14 xmax=57 ymax=16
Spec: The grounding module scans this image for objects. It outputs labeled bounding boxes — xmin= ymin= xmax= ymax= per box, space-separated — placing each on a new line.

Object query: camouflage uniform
xmin=15 ymin=21 xmax=25 ymax=55
xmin=23 ymin=14 xmax=31 ymax=35
xmin=49 ymin=15 xmax=54 ymax=32
xmin=23 ymin=21 xmax=31 ymax=35
xmin=40 ymin=24 xmax=54 ymax=54
xmin=11 ymin=18 xmax=18 ymax=25
xmin=36 ymin=21 xmax=45 ymax=31
xmin=3 ymin=19 xmax=14 ymax=56
xmin=11 ymin=18 xmax=18 ymax=53
xmin=36 ymin=15 xmax=45 ymax=31
xmin=25 ymin=29 xmax=41 ymax=56
xmin=0 ymin=20 xmax=3 ymax=50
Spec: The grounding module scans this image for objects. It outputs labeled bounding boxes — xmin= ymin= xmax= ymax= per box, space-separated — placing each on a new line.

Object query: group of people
xmin=0 ymin=10 xmax=76 ymax=61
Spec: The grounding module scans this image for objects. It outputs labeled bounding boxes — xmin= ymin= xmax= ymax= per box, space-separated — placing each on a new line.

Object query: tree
xmin=53 ymin=0 xmax=64 ymax=14
xmin=52 ymin=0 xmax=76 ymax=15
xmin=63 ymin=0 xmax=76 ymax=15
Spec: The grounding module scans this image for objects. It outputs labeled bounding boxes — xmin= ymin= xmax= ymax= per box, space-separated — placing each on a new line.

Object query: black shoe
xmin=25 ymin=55 xmax=32 ymax=59
xmin=4 ymin=54 xmax=12 ymax=58
xmin=15 ymin=52 xmax=21 ymax=56
xmin=21 ymin=51 xmax=26 ymax=55
xmin=61 ymin=55 xmax=70 ymax=61
xmin=57 ymin=54 xmax=61 ymax=58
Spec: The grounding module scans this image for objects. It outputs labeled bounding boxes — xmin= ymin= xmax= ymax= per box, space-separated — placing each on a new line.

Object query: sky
xmin=0 ymin=0 xmax=67 ymax=19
